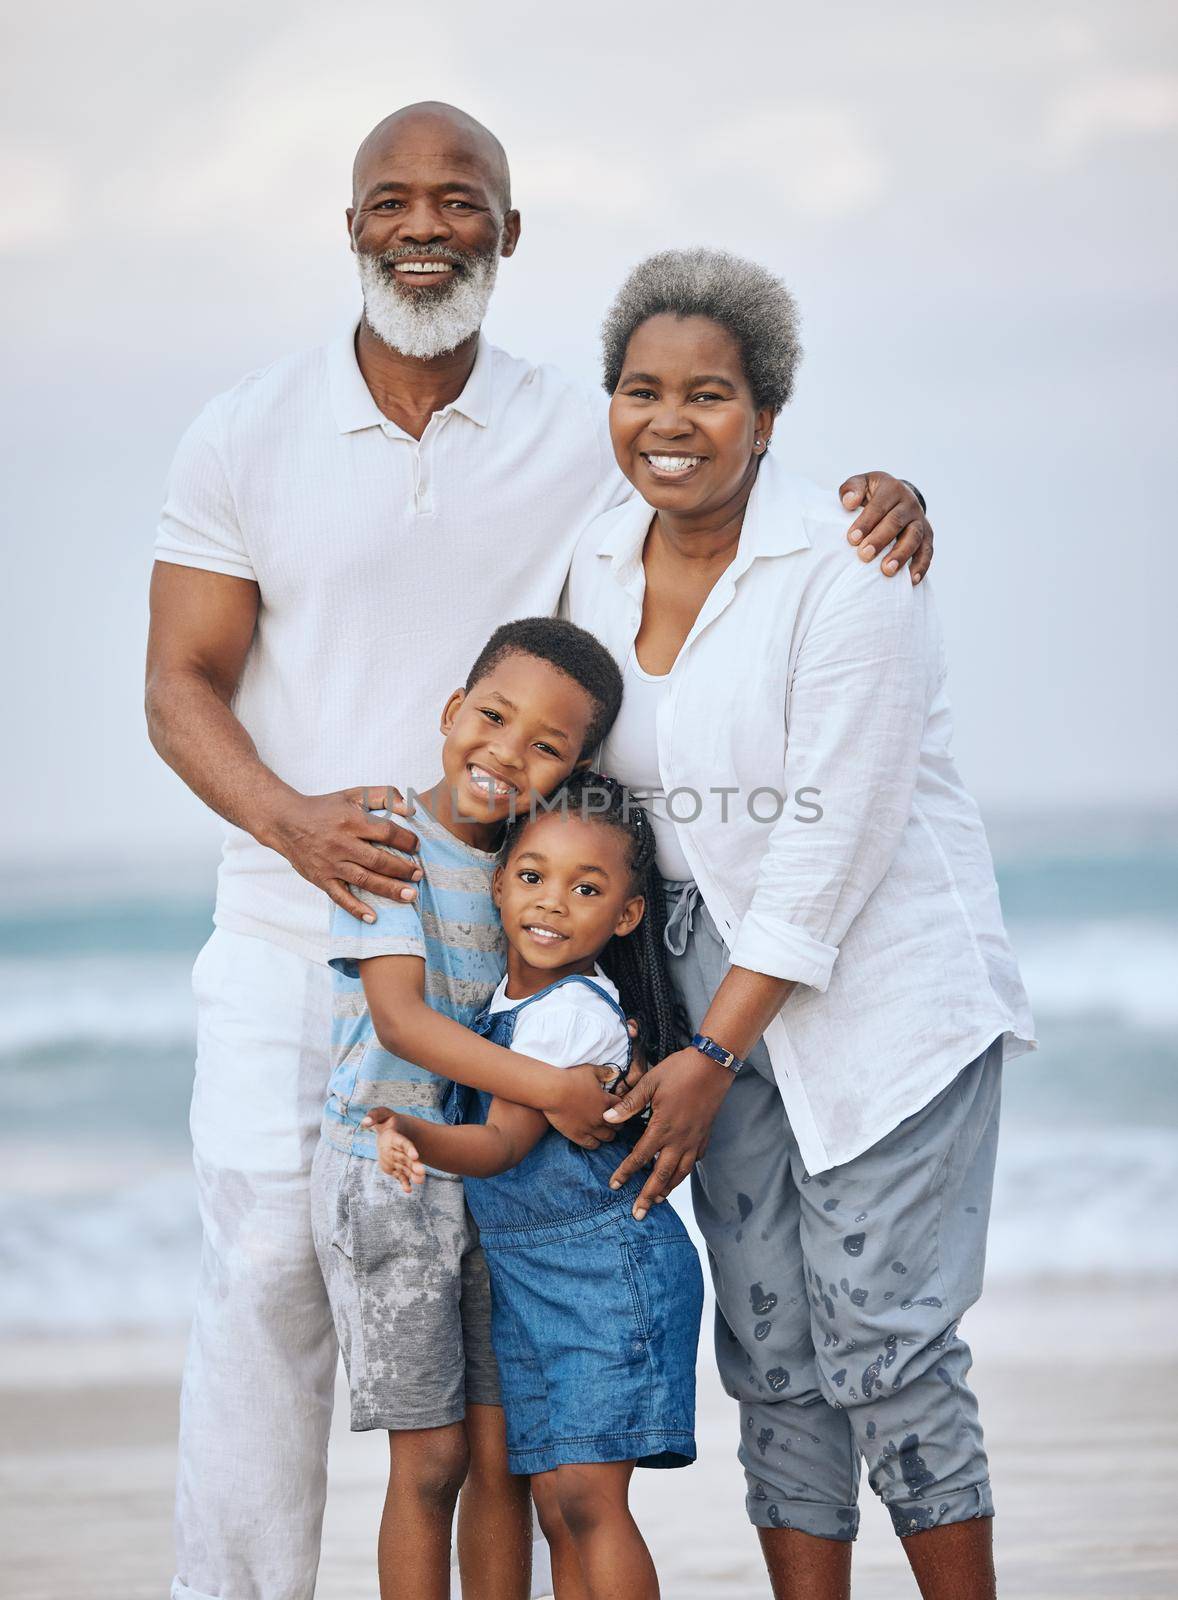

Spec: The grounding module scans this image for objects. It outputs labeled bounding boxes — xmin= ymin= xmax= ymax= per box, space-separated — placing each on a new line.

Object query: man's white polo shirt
xmin=155 ymin=327 xmax=626 ymax=962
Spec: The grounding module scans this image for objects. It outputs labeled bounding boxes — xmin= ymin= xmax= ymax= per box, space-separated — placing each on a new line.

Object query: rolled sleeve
xmin=729 ymin=910 xmax=839 ymax=991
xmin=154 ymin=399 xmax=256 ymax=581
xmin=731 ymin=558 xmax=929 ymax=989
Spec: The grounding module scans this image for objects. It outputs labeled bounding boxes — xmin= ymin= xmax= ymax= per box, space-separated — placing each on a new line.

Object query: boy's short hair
xmin=465 ymin=617 xmax=623 ymax=755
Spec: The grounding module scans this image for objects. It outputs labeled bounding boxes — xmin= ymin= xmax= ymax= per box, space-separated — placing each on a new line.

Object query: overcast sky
xmin=2 ymin=0 xmax=1175 ymax=866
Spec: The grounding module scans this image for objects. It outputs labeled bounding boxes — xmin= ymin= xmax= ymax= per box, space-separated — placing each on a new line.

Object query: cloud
xmin=0 ymin=153 xmax=72 ymax=253
xmin=512 ymin=104 xmax=888 ymax=231
xmin=690 ymin=106 xmax=888 ymax=220
xmin=1045 ymin=72 xmax=1178 ymax=162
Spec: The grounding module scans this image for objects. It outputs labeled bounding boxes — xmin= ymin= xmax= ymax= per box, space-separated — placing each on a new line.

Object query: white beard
xmin=356 ymin=244 xmax=501 ymax=360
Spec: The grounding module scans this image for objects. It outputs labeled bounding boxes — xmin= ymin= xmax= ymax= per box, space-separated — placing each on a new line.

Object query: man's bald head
xmin=352 ymin=101 xmax=512 ymax=211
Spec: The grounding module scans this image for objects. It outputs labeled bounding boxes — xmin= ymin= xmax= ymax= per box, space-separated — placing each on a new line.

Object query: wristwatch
xmin=900 ymin=478 xmax=927 ymax=514
xmin=690 ymin=1033 xmax=745 ymax=1075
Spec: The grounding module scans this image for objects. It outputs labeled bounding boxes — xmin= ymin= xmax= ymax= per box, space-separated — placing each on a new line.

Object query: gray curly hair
xmin=600 ymin=248 xmax=803 ymax=415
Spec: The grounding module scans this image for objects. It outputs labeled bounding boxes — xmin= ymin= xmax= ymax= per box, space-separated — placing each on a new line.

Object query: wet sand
xmin=2 ymin=1281 xmax=1175 ymax=1599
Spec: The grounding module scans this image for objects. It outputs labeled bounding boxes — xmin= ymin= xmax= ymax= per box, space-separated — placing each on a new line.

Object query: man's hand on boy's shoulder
xmin=268 ymin=783 xmax=422 ymax=923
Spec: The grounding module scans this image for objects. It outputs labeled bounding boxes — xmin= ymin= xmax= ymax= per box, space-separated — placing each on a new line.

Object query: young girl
xmin=368 ymin=774 xmax=705 ymax=1600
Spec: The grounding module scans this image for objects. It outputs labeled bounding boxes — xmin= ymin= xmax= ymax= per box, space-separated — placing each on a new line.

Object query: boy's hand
xmin=594 ymin=1021 xmax=649 ymax=1096
xmin=362 ymin=1106 xmax=427 ymax=1194
xmin=544 ymin=1065 xmax=616 ymax=1149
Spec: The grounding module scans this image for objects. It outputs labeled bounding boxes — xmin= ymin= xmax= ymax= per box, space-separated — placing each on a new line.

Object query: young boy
xmin=310 ymin=617 xmax=627 ymax=1600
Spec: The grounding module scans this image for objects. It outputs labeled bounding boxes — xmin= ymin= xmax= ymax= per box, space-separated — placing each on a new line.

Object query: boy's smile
xmin=465 ymin=761 xmax=519 ymax=802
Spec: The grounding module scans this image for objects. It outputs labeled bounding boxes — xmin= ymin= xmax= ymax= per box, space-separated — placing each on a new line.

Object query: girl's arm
xmin=364 ymin=1101 xmax=547 ymax=1188
xmin=359 ymin=954 xmax=612 ymax=1144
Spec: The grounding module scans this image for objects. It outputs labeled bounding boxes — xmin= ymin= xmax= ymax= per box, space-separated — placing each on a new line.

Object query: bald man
xmin=147 ymin=101 xmax=933 ymax=1600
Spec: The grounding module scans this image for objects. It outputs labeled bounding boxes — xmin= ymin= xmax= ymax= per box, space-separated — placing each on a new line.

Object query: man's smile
xmin=388 ymin=257 xmax=457 ymax=289
xmin=393 ymin=258 xmax=459 ymax=282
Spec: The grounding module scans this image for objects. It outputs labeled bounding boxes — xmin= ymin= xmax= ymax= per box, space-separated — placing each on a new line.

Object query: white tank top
xmin=599 ymin=650 xmax=695 ymax=883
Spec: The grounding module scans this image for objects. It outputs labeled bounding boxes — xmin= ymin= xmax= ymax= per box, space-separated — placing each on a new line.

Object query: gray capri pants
xmin=666 ymin=882 xmax=1002 ymax=1541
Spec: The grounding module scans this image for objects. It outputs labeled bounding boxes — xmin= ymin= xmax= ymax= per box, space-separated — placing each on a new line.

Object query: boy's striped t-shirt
xmin=324 ymin=803 xmax=505 ymax=1160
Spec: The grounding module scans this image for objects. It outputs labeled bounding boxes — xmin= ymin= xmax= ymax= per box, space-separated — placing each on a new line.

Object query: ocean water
xmin=2 ymin=816 xmax=1176 ymax=1334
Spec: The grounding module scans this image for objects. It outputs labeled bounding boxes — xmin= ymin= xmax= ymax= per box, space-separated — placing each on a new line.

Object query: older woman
xmin=564 ymin=250 xmax=1034 ymax=1600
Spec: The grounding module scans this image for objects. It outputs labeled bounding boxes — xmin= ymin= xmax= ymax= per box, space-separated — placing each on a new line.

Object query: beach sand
xmin=2 ymin=1281 xmax=1175 ymax=1600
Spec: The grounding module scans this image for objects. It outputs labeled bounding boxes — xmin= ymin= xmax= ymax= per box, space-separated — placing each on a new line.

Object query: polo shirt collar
xmin=328 ymin=324 xmax=496 ymax=434
xmin=443 ymin=334 xmax=493 ymax=427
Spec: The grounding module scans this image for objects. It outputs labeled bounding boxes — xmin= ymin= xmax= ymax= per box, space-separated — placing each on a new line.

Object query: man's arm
xmin=839 ymin=472 xmax=933 ymax=582
xmin=360 ymin=953 xmax=615 ymax=1145
xmin=145 ymin=561 xmax=420 ymax=921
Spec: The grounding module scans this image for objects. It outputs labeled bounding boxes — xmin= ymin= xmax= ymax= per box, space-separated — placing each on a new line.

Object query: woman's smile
xmin=640 ymin=451 xmax=707 ymax=482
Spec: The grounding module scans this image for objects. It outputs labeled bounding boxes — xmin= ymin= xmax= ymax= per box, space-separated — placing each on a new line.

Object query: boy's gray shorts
xmin=311 ymin=1136 xmax=501 ymax=1431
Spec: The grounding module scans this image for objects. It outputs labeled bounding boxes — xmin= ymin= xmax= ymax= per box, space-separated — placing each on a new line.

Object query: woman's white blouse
xmin=563 ymin=454 xmax=1035 ymax=1174
xmin=599 ymin=651 xmax=696 ymax=882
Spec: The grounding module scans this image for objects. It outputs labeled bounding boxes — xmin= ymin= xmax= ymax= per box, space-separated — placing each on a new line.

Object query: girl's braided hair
xmin=498 ymin=772 xmax=691 ymax=1064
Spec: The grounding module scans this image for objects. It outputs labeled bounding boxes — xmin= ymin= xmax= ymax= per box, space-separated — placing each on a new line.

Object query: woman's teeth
xmin=467 ymin=764 xmax=515 ymax=797
xmin=525 ymin=925 xmax=567 ymax=945
xmin=643 ymin=453 xmax=704 ymax=476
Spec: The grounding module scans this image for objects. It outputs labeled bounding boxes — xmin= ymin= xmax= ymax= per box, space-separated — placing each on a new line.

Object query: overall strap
xmin=468 ymin=1008 xmax=500 ymax=1040
xmin=515 ymin=973 xmax=634 ymax=1078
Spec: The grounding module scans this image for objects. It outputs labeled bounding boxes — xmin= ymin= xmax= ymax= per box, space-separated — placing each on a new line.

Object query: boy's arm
xmin=364 ymin=1101 xmax=547 ymax=1183
xmin=359 ymin=954 xmax=613 ymax=1144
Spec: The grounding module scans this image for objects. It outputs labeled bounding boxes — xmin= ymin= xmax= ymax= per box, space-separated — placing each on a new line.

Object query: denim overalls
xmin=446 ymin=974 xmax=704 ymax=1475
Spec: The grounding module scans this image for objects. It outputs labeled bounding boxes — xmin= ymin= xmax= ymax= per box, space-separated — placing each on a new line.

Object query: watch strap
xmin=690 ymin=1033 xmax=744 ymax=1075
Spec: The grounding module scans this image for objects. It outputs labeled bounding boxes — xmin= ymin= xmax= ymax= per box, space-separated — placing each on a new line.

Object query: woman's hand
xmin=361 ymin=1106 xmax=427 ymax=1193
xmin=602 ymin=1047 xmax=734 ymax=1219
